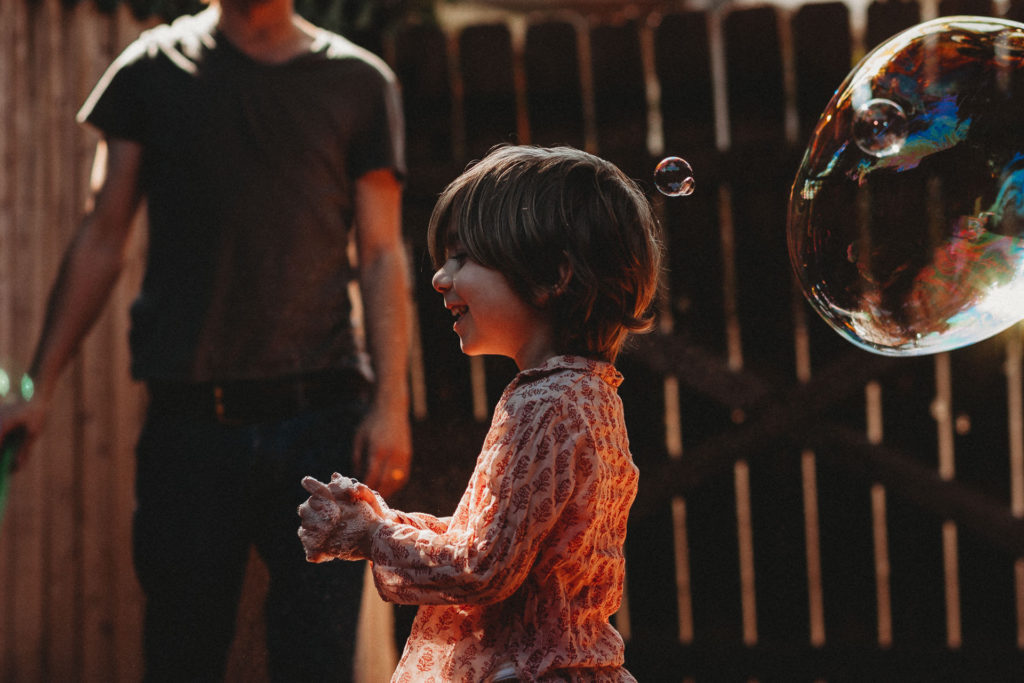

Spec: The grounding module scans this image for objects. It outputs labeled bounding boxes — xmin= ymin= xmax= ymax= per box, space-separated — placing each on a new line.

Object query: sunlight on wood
xmin=801 ymin=450 xmax=825 ymax=647
xmin=933 ymin=354 xmax=962 ymax=649
xmin=735 ymin=460 xmax=758 ymax=646
xmin=1007 ymin=326 xmax=1024 ymax=648
xmin=355 ymin=564 xmax=398 ymax=683
xmin=666 ymin=374 xmax=694 ymax=644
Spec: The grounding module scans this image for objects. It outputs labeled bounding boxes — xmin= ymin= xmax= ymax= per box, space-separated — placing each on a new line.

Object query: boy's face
xmin=432 ymin=243 xmax=556 ymax=371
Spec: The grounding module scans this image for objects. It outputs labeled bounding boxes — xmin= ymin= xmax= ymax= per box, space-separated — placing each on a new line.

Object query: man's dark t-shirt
xmin=78 ymin=8 xmax=406 ymax=383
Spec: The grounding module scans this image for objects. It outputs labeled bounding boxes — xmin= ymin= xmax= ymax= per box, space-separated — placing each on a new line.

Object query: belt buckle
xmin=213 ymin=385 xmax=244 ymax=426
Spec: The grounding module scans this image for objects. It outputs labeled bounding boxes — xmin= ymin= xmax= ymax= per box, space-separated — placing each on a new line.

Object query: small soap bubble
xmin=853 ymin=98 xmax=908 ymax=157
xmin=788 ymin=16 xmax=1024 ymax=356
xmin=654 ymin=156 xmax=695 ymax=197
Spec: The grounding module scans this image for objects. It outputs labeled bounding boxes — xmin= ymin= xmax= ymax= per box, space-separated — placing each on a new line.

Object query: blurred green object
xmin=0 ymin=430 xmax=22 ymax=532
xmin=0 ymin=365 xmax=31 ymax=532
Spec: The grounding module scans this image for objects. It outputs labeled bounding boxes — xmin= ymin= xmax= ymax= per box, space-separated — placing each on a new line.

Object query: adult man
xmin=0 ymin=0 xmax=411 ymax=680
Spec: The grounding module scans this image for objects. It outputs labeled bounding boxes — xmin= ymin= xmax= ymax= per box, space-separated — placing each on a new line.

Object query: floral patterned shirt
xmin=368 ymin=355 xmax=639 ymax=682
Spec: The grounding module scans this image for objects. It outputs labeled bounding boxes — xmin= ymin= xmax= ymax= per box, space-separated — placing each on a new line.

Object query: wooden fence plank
xmin=722 ymin=7 xmax=803 ymax=662
xmin=111 ymin=9 xmax=147 ymax=679
xmin=654 ymin=10 xmax=725 ymax=351
xmin=523 ymin=19 xmax=585 ymax=150
xmin=789 ymin=0 xmax=880 ymax=659
xmin=0 ymin=0 xmax=22 ymax=678
xmin=42 ymin=2 xmax=84 ymax=681
xmin=79 ymin=10 xmax=118 ymax=678
xmin=723 ymin=5 xmax=794 ymax=367
xmin=388 ymin=20 xmax=486 ymax=532
xmin=458 ymin=22 xmax=518 ymax=160
xmin=1006 ymin=324 xmax=1024 ymax=649
xmin=866 ymin=0 xmax=921 ymax=51
xmin=8 ymin=1 xmax=52 ymax=679
xmin=391 ymin=22 xmax=471 ymax=420
xmin=1009 ymin=0 xmax=1024 ymax=22
xmin=656 ymin=10 xmax=716 ymax=159
xmin=724 ymin=6 xmax=786 ymax=151
xmin=938 ymin=0 xmax=995 ymax=16
xmin=791 ymin=3 xmax=851 ymax=145
xmin=648 ymin=10 xmax=736 ymax=671
xmin=390 ymin=22 xmax=457 ymax=205
xmin=581 ymin=11 xmax=680 ymax=674
xmin=948 ymin=335 xmax=1018 ymax=652
xmin=588 ymin=17 xmax=647 ymax=177
xmin=79 ymin=11 xmax=142 ymax=663
xmin=450 ymin=20 xmax=520 ymax=414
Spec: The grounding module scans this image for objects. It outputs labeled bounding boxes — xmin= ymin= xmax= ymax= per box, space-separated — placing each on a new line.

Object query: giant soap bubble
xmin=788 ymin=16 xmax=1024 ymax=355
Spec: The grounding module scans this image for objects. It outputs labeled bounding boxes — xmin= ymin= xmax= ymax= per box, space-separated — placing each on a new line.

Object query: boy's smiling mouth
xmin=448 ymin=304 xmax=468 ymax=322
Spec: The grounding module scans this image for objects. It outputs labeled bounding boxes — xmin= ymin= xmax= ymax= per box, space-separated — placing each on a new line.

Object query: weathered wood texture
xmin=3 ymin=1 xmax=1024 ymax=680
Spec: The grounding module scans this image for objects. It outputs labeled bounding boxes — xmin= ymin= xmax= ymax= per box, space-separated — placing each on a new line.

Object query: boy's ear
xmin=538 ymin=258 xmax=573 ymax=305
xmin=553 ymin=259 xmax=573 ymax=296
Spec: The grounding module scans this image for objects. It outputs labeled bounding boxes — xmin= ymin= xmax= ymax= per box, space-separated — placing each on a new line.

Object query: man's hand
xmin=353 ymin=406 xmax=412 ymax=499
xmin=0 ymin=398 xmax=49 ymax=472
xmin=297 ymin=475 xmax=384 ymax=563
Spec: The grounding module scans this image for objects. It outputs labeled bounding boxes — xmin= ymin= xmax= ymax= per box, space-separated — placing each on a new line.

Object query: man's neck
xmin=214 ymin=0 xmax=315 ymax=64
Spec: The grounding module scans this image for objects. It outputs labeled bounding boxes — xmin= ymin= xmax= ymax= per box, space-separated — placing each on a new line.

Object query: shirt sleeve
xmin=349 ymin=60 xmax=406 ymax=181
xmin=77 ymin=39 xmax=149 ymax=142
xmin=369 ymin=392 xmax=588 ymax=606
xmin=385 ymin=509 xmax=451 ymax=534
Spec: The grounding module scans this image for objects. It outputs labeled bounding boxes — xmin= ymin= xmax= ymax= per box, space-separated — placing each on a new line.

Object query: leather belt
xmin=146 ymin=369 xmax=370 ymax=426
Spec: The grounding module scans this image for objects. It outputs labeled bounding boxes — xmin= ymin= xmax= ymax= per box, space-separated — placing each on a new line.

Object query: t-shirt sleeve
xmin=76 ymin=40 xmax=148 ymax=142
xmin=349 ymin=63 xmax=406 ymax=181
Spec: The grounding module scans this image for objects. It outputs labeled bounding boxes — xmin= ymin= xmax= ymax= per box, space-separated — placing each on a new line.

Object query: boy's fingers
xmin=296 ymin=529 xmax=328 ymax=563
xmin=327 ymin=480 xmax=360 ymax=503
xmin=305 ymin=496 xmax=330 ymax=512
xmin=297 ymin=501 xmax=321 ymax=524
xmin=301 ymin=475 xmax=333 ymax=498
xmin=298 ymin=494 xmax=338 ymax=523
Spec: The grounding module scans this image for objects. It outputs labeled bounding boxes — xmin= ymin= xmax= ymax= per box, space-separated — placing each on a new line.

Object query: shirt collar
xmin=511 ymin=354 xmax=623 ymax=390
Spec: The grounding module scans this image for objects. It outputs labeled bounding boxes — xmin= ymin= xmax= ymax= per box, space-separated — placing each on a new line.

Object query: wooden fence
xmin=3 ymin=0 xmax=1024 ymax=680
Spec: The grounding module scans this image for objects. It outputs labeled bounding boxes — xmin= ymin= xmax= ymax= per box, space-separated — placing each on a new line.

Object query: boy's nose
xmin=432 ymin=265 xmax=452 ymax=293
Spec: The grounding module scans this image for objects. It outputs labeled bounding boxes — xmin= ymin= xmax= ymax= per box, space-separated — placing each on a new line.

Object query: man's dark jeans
xmin=133 ymin=396 xmax=368 ymax=682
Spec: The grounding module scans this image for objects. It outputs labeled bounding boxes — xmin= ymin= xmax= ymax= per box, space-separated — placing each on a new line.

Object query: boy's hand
xmin=0 ymin=397 xmax=49 ymax=472
xmin=326 ymin=472 xmax=387 ymax=518
xmin=297 ymin=475 xmax=382 ymax=563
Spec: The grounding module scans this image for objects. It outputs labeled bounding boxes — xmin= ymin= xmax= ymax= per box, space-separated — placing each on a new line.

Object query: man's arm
xmin=0 ymin=137 xmax=143 ymax=467
xmin=353 ymin=168 xmax=412 ymax=499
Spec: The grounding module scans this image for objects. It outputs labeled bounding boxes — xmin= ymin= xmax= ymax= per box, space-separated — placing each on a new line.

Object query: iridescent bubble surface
xmin=654 ymin=156 xmax=695 ymax=197
xmin=788 ymin=16 xmax=1024 ymax=355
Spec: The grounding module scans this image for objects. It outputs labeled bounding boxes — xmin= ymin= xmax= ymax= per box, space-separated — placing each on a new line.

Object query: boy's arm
xmin=297 ymin=475 xmax=451 ymax=563
xmin=368 ymin=398 xmax=585 ymax=606
xmin=0 ymin=137 xmax=142 ymax=468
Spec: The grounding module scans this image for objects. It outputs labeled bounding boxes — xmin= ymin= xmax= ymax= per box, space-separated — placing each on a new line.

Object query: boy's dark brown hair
xmin=428 ymin=145 xmax=663 ymax=362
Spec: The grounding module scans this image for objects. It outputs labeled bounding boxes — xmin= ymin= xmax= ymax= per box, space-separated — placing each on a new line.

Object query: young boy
xmin=299 ymin=145 xmax=663 ymax=681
